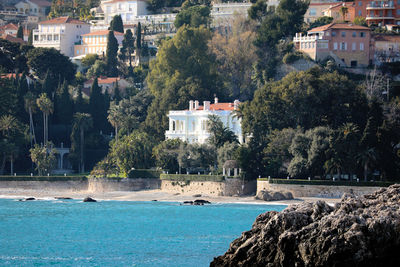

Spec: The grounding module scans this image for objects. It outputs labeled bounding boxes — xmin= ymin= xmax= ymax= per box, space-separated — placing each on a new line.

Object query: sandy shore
xmin=0 ymin=188 xmax=341 ymax=206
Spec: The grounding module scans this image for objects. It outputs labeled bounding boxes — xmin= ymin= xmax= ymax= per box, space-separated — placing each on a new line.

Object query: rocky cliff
xmin=211 ymin=184 xmax=400 ymax=267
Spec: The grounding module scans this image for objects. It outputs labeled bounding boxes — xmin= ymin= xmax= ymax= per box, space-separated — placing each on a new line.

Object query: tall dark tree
xmin=16 ymin=25 xmax=23 ymax=39
xmin=28 ymin=30 xmax=33 ymax=45
xmin=109 ymin=15 xmax=124 ymax=33
xmin=89 ymin=78 xmax=108 ymax=131
xmin=119 ymin=29 xmax=135 ymax=67
xmin=106 ymin=31 xmax=119 ymax=77
xmin=55 ymin=80 xmax=73 ymax=124
xmin=136 ymin=22 xmax=142 ymax=64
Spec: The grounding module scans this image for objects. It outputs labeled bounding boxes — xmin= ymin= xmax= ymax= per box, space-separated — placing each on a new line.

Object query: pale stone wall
xmin=0 ymin=180 xmax=88 ymax=191
xmin=88 ymin=178 xmax=160 ymax=192
xmin=160 ymin=179 xmax=256 ymax=196
xmin=257 ymin=180 xmax=383 ymax=198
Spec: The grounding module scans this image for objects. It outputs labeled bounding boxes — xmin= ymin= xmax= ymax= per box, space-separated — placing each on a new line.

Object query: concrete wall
xmin=87 ymin=178 xmax=161 ymax=192
xmin=0 ymin=180 xmax=88 ymax=191
xmin=257 ymin=180 xmax=382 ymax=198
xmin=161 ymin=179 xmax=256 ymax=196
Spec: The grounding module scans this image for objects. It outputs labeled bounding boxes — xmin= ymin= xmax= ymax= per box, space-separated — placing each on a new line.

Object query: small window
xmin=34 ymin=35 xmax=38 ymax=41
xmin=332 ymin=31 xmax=336 ymax=37
xmin=352 ymin=42 xmax=356 ymax=50
xmin=341 ymin=31 xmax=346 ymax=37
xmin=341 ymin=42 xmax=346 ymax=50
xmin=360 ymin=43 xmax=364 ymax=51
xmin=359 ymin=1 xmax=362 ymax=6
xmin=333 ymin=42 xmax=338 ymax=50
xmin=352 ymin=31 xmax=356 ymax=37
xmin=54 ymin=34 xmax=59 ymax=41
xmin=47 ymin=35 xmax=52 ymax=41
xmin=358 ymin=10 xmax=362 ymax=16
xmin=351 ymin=61 xmax=358 ymax=67
xmin=360 ymin=32 xmax=365 ymax=37
xmin=397 ymin=9 xmax=400 ymax=16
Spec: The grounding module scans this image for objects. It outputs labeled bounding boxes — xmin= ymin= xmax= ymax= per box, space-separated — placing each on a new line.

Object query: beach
xmin=0 ymin=188 xmax=341 ymax=205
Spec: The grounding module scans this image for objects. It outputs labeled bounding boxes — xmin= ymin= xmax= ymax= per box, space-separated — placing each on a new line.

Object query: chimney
xmin=195 ymin=100 xmax=199 ymax=110
xmin=234 ymin=100 xmax=240 ymax=110
xmin=203 ymin=101 xmax=210 ymax=111
xmin=214 ymin=97 xmax=218 ymax=104
xmin=189 ymin=100 xmax=194 ymax=111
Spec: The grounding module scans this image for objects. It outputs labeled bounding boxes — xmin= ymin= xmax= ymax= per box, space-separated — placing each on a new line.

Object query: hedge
xmin=0 ymin=176 xmax=88 ymax=182
xmin=127 ymin=169 xmax=162 ymax=179
xmin=258 ymin=178 xmax=394 ymax=187
xmin=160 ymin=174 xmax=225 ymax=182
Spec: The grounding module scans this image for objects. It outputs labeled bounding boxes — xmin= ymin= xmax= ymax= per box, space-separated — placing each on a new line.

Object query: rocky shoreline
xmin=211 ymin=184 xmax=400 ymax=266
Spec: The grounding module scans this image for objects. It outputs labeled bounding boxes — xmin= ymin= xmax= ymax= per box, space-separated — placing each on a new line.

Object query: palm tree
xmin=340 ymin=6 xmax=349 ymax=22
xmin=24 ymin=92 xmax=37 ymax=147
xmin=36 ymin=93 xmax=53 ymax=145
xmin=356 ymin=148 xmax=377 ymax=181
xmin=73 ymin=113 xmax=93 ymax=173
xmin=107 ymin=101 xmax=121 ymax=142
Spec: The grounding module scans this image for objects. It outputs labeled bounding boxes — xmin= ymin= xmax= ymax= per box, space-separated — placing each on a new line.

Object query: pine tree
xmin=109 ymin=15 xmax=124 ymax=33
xmin=114 ymin=81 xmax=121 ymax=103
xmin=16 ymin=25 xmax=23 ymax=39
xmin=106 ymin=30 xmax=119 ymax=77
xmin=42 ymin=70 xmax=57 ymax=98
xmin=120 ymin=29 xmax=135 ymax=66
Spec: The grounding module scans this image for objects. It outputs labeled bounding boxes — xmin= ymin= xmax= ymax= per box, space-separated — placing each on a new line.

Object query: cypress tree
xmin=106 ymin=30 xmax=119 ymax=77
xmin=55 ymin=80 xmax=73 ymax=124
xmin=114 ymin=81 xmax=121 ymax=103
xmin=109 ymin=15 xmax=124 ymax=33
xmin=16 ymin=25 xmax=23 ymax=39
xmin=75 ymin=85 xmax=85 ymax=113
xmin=136 ymin=22 xmax=142 ymax=64
xmin=28 ymin=30 xmax=33 ymax=45
xmin=89 ymin=78 xmax=108 ymax=131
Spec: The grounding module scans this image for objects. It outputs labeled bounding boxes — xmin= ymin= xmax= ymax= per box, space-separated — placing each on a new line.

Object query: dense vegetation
xmin=1 ymin=0 xmax=399 ymax=182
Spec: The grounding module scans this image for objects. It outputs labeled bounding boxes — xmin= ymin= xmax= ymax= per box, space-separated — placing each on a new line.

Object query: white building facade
xmin=165 ymin=99 xmax=243 ymax=144
xmin=33 ymin=16 xmax=90 ymax=57
xmin=102 ymin=0 xmax=149 ymax=25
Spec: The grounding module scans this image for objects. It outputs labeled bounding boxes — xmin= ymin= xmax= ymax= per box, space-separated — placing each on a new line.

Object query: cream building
xmin=74 ymin=30 xmax=124 ymax=57
xmin=33 ymin=16 xmax=90 ymax=57
xmin=165 ymin=98 xmax=243 ymax=144
xmin=14 ymin=0 xmax=51 ymax=21
xmin=102 ymin=0 xmax=149 ymax=25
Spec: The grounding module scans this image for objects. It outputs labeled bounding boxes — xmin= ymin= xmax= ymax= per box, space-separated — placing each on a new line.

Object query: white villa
xmin=165 ymin=98 xmax=243 ymax=144
xmin=33 ymin=16 xmax=90 ymax=57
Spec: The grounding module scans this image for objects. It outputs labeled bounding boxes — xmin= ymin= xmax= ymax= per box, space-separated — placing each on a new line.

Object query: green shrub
xmin=258 ymin=178 xmax=394 ymax=187
xmin=282 ymin=52 xmax=302 ymax=64
xmin=127 ymin=169 xmax=162 ymax=179
xmin=160 ymin=174 xmax=224 ymax=182
xmin=0 ymin=176 xmax=87 ymax=182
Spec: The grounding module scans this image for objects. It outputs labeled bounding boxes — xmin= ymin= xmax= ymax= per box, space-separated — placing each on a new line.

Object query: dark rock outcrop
xmin=211 ymin=184 xmax=400 ymax=267
xmin=55 ymin=197 xmax=72 ymax=200
xmin=182 ymin=199 xmax=211 ymax=205
xmin=83 ymin=197 xmax=97 ymax=202
xmin=256 ymin=190 xmax=293 ymax=201
xmin=19 ymin=197 xmax=35 ymax=201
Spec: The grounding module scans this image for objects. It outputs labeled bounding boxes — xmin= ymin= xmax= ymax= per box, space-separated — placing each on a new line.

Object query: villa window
xmin=360 ymin=43 xmax=364 ymax=51
xmin=341 ymin=42 xmax=347 ymax=50
xmin=332 ymin=31 xmax=336 ymax=37
xmin=397 ymin=9 xmax=400 ymax=15
xmin=358 ymin=1 xmax=362 ymax=6
xmin=388 ymin=10 xmax=392 ymax=17
xmin=358 ymin=10 xmax=362 ymax=16
xmin=47 ymin=35 xmax=52 ymax=41
xmin=34 ymin=35 xmax=38 ymax=41
xmin=360 ymin=32 xmax=365 ymax=37
xmin=333 ymin=42 xmax=338 ymax=50
xmin=341 ymin=31 xmax=346 ymax=37
xmin=309 ymin=8 xmax=316 ymax=16
xmin=54 ymin=34 xmax=59 ymax=41
xmin=352 ymin=42 xmax=356 ymax=51
xmin=352 ymin=31 xmax=356 ymax=37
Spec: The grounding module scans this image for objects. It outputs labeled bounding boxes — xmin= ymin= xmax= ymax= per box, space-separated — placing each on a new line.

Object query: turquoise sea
xmin=0 ymin=198 xmax=285 ymax=266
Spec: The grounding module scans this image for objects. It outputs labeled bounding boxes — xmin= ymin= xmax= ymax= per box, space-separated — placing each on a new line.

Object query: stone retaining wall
xmin=161 ymin=179 xmax=256 ymax=196
xmin=0 ymin=180 xmax=88 ymax=192
xmin=87 ymin=178 xmax=161 ymax=192
xmin=257 ymin=180 xmax=382 ymax=198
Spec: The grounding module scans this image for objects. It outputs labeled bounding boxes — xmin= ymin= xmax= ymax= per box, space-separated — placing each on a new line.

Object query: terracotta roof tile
xmin=40 ymin=16 xmax=88 ymax=25
xmin=1 ymin=23 xmax=18 ymax=31
xmin=1 ymin=34 xmax=26 ymax=44
xmin=309 ymin=23 xmax=370 ymax=32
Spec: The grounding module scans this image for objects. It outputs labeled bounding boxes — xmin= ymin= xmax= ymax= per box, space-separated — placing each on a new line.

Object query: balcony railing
xmin=366 ymin=15 xmax=395 ymax=20
xmin=366 ymin=2 xmax=395 ymax=9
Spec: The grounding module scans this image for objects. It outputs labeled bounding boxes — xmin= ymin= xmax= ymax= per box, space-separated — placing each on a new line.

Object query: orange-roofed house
xmin=294 ymin=23 xmax=373 ymax=67
xmin=322 ymin=2 xmax=356 ymax=22
xmin=32 ymin=16 xmax=90 ymax=57
xmin=165 ymin=98 xmax=243 ymax=144
xmin=74 ymin=30 xmax=124 ymax=57
xmin=0 ymin=23 xmax=19 ymax=36
xmin=83 ymin=76 xmax=132 ymax=97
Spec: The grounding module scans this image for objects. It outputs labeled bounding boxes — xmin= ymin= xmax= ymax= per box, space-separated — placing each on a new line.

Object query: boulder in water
xmin=211 ymin=184 xmax=400 ymax=266
xmin=83 ymin=197 xmax=97 ymax=202
xmin=255 ymin=190 xmax=293 ymax=201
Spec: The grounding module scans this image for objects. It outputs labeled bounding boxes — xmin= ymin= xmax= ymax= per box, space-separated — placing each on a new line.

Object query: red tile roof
xmin=1 ymin=23 xmax=18 ymax=31
xmin=1 ymin=34 xmax=26 ymax=44
xmin=195 ymin=103 xmax=237 ymax=111
xmin=28 ymin=0 xmax=52 ymax=7
xmin=85 ymin=76 xmax=120 ymax=85
xmin=39 ymin=16 xmax=88 ymax=25
xmin=309 ymin=23 xmax=370 ymax=32
xmin=82 ymin=30 xmax=124 ymax=36
xmin=0 ymin=73 xmax=23 ymax=79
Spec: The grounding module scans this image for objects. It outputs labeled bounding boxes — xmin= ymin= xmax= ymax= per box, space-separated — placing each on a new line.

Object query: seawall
xmin=160 ymin=179 xmax=256 ymax=196
xmin=257 ymin=180 xmax=383 ymax=198
xmin=87 ymin=178 xmax=161 ymax=192
xmin=0 ymin=180 xmax=88 ymax=192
